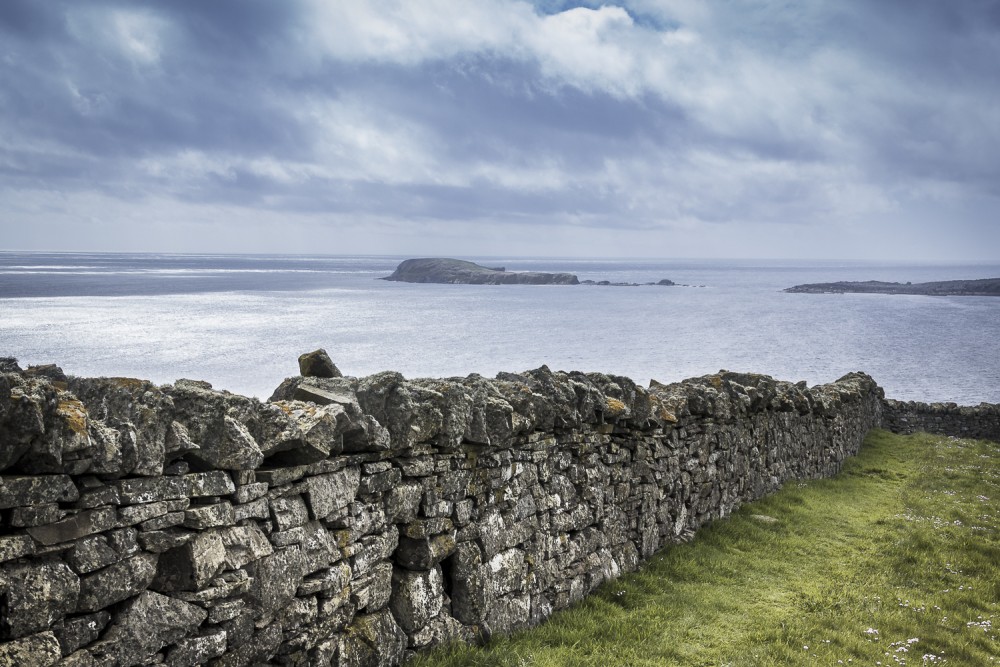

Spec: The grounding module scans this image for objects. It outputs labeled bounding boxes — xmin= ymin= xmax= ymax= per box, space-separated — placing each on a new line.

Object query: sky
xmin=1 ymin=0 xmax=998 ymax=260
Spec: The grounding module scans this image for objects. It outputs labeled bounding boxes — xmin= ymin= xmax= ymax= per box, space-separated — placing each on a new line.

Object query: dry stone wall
xmin=882 ymin=399 xmax=1000 ymax=443
xmin=0 ymin=358 xmax=885 ymax=666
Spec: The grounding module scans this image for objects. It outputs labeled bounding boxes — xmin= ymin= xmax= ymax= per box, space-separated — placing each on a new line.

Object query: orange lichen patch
xmin=709 ymin=375 xmax=724 ymax=390
xmin=57 ymin=399 xmax=89 ymax=434
xmin=605 ymin=398 xmax=628 ymax=417
xmin=109 ymin=377 xmax=148 ymax=391
xmin=658 ymin=408 xmax=678 ymax=423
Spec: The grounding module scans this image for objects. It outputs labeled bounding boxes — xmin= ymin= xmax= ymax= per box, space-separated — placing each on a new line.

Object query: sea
xmin=1 ymin=252 xmax=998 ymax=405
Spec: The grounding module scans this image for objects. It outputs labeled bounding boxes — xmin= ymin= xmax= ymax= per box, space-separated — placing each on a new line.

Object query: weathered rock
xmin=25 ymin=508 xmax=116 ymax=546
xmin=216 ymin=524 xmax=273 ymax=570
xmin=153 ymin=531 xmax=226 ymax=591
xmin=390 ymin=566 xmax=443 ymax=632
xmin=270 ymin=494 xmax=310 ymax=531
xmin=10 ymin=502 xmax=66 ymax=527
xmin=0 ymin=561 xmax=80 ymax=639
xmin=184 ymin=501 xmax=235 ymax=529
xmin=298 ymin=348 xmax=342 ymax=378
xmin=210 ymin=619 xmax=282 ymax=666
xmin=409 ymin=612 xmax=472 ymax=649
xmin=245 ymin=548 xmax=306 ymax=616
xmin=262 ymin=400 xmax=345 ymax=464
xmin=76 ymin=553 xmax=158 ymax=612
xmin=66 ymin=535 xmax=121 ymax=574
xmin=96 ymin=591 xmax=207 ymax=667
xmin=305 ymin=467 xmax=361 ymax=519
xmin=0 ymin=631 xmax=62 ymax=666
xmin=52 ymin=611 xmax=111 ymax=655
xmin=196 ymin=415 xmax=263 ymax=471
xmin=394 ymin=532 xmax=456 ymax=571
xmin=165 ymin=628 xmax=227 ymax=666
xmin=0 ymin=357 xmax=21 ymax=373
xmin=119 ymin=497 xmax=190 ymax=526
xmin=351 ymin=561 xmax=393 ymax=613
xmin=338 ymin=609 xmax=407 ymax=667
xmin=0 ymin=378 xmax=49 ymax=471
xmin=0 ymin=534 xmax=35 ymax=562
xmin=0 ymin=474 xmax=79 ymax=509
xmin=165 ymin=383 xmax=264 ymax=471
xmin=117 ymin=475 xmax=189 ymax=504
xmin=185 ymin=471 xmax=235 ymax=497
xmin=67 ymin=376 xmax=175 ymax=476
xmin=25 ymin=364 xmax=68 ymax=383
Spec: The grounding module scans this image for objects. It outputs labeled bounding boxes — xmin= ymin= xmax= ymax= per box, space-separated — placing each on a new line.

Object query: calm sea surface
xmin=1 ymin=252 xmax=998 ymax=404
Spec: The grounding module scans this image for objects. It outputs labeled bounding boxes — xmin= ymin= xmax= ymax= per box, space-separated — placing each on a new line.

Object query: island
xmin=382 ymin=258 xmax=580 ymax=284
xmin=784 ymin=278 xmax=1000 ymax=296
xmin=381 ymin=258 xmax=679 ymax=287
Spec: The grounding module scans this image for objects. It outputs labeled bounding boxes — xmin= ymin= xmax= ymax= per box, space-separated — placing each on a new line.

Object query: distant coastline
xmin=784 ymin=277 xmax=1000 ymax=296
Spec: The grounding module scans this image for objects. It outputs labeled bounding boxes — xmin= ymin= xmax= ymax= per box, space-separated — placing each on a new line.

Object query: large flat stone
xmin=185 ymin=471 xmax=235 ymax=497
xmin=0 ymin=631 xmax=62 ymax=666
xmin=25 ymin=508 xmax=116 ymax=546
xmin=76 ymin=553 xmax=158 ymax=613
xmin=116 ymin=476 xmax=189 ymax=504
xmin=0 ymin=474 xmax=78 ymax=509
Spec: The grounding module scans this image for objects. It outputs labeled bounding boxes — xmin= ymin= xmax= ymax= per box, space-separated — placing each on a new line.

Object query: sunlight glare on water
xmin=1 ymin=253 xmax=997 ymax=403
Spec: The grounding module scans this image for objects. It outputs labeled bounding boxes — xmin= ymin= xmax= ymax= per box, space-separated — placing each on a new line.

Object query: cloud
xmin=0 ymin=0 xmax=998 ymax=259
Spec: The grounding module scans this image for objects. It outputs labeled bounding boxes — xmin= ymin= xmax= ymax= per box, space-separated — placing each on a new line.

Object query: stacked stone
xmin=0 ymin=356 xmax=886 ymax=667
xmin=882 ymin=399 xmax=1000 ymax=443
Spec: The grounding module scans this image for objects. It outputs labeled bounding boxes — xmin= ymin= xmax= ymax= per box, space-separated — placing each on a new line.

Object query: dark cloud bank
xmin=1 ymin=0 xmax=998 ymax=259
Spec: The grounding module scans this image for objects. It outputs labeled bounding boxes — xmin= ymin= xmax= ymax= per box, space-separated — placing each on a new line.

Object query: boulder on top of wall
xmin=298 ymin=348 xmax=343 ymax=378
xmin=647 ymin=380 xmax=691 ymax=423
xmin=67 ymin=377 xmax=174 ymax=476
xmin=586 ymin=372 xmax=656 ymax=425
xmin=269 ymin=376 xmax=389 ymax=452
xmin=23 ymin=364 xmax=68 ymax=384
xmin=164 ymin=381 xmax=264 ymax=471
xmin=456 ymin=377 xmax=520 ymax=448
xmin=259 ymin=400 xmax=346 ymax=464
xmin=673 ymin=375 xmax=732 ymax=419
xmin=495 ymin=366 xmax=582 ymax=431
xmin=0 ymin=373 xmax=49 ymax=472
xmin=409 ymin=377 xmax=476 ymax=448
xmin=354 ymin=372 xmax=445 ymax=449
xmin=810 ymin=372 xmax=882 ymax=417
xmin=0 ymin=358 xmax=22 ymax=374
xmin=0 ymin=373 xmax=137 ymax=476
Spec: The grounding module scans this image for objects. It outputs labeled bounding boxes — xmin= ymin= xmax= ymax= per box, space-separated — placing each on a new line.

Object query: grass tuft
xmin=411 ymin=430 xmax=1000 ymax=666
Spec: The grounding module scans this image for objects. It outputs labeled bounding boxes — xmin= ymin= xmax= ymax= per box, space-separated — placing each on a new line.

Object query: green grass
xmin=412 ymin=431 xmax=1000 ymax=666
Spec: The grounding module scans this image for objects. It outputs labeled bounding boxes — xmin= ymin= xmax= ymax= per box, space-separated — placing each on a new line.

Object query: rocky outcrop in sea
xmin=784 ymin=277 xmax=1000 ymax=296
xmin=381 ymin=258 xmax=580 ymax=285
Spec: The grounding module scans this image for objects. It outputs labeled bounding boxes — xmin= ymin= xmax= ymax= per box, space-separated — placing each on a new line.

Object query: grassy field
xmin=412 ymin=430 xmax=1000 ymax=666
